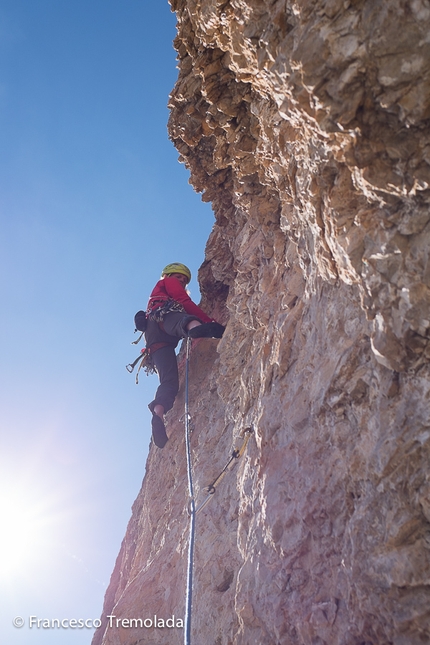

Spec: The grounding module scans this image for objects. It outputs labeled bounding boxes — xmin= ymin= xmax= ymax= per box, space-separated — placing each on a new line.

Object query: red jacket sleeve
xmin=163 ymin=277 xmax=213 ymax=323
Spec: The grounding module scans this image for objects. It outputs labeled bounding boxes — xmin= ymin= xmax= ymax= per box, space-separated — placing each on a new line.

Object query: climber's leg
xmin=148 ymin=345 xmax=179 ymax=448
xmin=149 ymin=345 xmax=179 ymax=414
xmin=162 ymin=312 xmax=202 ymax=338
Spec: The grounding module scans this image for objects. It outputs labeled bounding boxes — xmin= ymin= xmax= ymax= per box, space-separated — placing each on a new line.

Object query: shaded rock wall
xmin=93 ymin=1 xmax=430 ymax=644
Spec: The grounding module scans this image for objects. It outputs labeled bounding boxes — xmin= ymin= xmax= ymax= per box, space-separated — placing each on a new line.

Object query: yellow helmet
xmin=161 ymin=263 xmax=191 ymax=284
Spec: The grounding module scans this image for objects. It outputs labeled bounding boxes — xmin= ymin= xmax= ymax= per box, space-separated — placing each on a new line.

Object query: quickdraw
xmin=195 ymin=427 xmax=253 ymax=515
xmin=131 ymin=330 xmax=145 ymax=345
xmin=126 ymin=348 xmax=156 ymax=383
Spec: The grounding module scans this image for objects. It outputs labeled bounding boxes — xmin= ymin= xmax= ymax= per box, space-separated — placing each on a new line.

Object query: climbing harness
xmin=148 ymin=299 xmax=185 ymax=322
xmin=182 ymin=338 xmax=253 ymax=645
xmin=127 ymin=301 xmax=183 ymax=384
xmin=195 ymin=427 xmax=253 ymax=516
xmin=127 ymin=318 xmax=175 ymax=383
xmin=127 ymin=301 xmax=186 ymax=383
xmin=126 ymin=328 xmax=169 ymax=383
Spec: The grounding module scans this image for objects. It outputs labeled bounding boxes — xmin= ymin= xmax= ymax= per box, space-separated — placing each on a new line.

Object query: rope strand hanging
xmin=182 ymin=338 xmax=253 ymax=645
xmin=183 ymin=337 xmax=196 ymax=645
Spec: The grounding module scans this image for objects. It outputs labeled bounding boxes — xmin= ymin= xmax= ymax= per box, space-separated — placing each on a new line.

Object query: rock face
xmin=93 ymin=2 xmax=430 ymax=644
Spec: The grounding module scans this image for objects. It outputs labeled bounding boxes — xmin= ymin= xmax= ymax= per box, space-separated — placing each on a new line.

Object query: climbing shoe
xmin=188 ymin=322 xmax=225 ymax=339
xmin=151 ymin=414 xmax=168 ymax=449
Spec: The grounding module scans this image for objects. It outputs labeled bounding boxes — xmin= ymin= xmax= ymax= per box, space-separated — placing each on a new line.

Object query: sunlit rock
xmin=93 ymin=2 xmax=430 ymax=644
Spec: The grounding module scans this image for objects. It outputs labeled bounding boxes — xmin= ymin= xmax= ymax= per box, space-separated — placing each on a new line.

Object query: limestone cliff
xmin=93 ymin=1 xmax=430 ymax=644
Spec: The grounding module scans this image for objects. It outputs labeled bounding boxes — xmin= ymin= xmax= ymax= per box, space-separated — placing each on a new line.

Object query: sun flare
xmin=0 ymin=490 xmax=53 ymax=577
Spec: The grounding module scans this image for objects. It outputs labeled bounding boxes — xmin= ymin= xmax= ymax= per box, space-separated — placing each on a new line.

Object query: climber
xmin=143 ymin=263 xmax=225 ymax=449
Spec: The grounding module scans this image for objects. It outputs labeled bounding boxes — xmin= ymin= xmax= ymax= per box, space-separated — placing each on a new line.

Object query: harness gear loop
xmin=134 ymin=351 xmax=153 ymax=384
xmin=125 ymin=348 xmax=157 ymax=382
xmin=147 ymin=299 xmax=186 ymax=322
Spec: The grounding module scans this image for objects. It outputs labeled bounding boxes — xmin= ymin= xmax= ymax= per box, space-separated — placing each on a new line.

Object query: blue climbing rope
xmin=184 ymin=337 xmax=196 ymax=645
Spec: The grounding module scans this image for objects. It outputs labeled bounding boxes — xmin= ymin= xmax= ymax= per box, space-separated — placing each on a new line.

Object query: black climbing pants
xmin=150 ymin=345 xmax=179 ymax=414
xmin=145 ymin=311 xmax=202 ymax=414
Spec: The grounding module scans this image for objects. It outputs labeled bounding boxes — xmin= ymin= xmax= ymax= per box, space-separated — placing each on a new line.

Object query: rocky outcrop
xmin=93 ymin=2 xmax=430 ymax=644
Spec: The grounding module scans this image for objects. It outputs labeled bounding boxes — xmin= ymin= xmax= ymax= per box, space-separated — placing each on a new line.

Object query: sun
xmin=0 ymin=488 xmax=54 ymax=577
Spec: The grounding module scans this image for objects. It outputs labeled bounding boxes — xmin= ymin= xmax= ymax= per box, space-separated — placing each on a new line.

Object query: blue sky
xmin=0 ymin=2 xmax=213 ymax=644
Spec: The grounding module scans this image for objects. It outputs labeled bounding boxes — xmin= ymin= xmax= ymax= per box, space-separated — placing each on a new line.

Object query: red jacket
xmin=147 ymin=276 xmax=213 ymax=323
